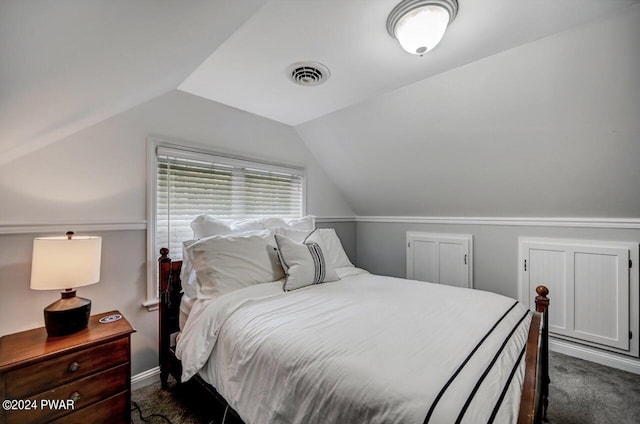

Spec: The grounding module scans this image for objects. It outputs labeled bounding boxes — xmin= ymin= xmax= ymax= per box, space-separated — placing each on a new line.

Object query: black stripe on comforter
xmin=487 ymin=343 xmax=528 ymax=424
xmin=423 ymin=302 xmax=532 ymax=424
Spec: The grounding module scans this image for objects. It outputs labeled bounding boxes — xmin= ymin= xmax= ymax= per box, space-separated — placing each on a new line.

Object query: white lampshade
xmin=30 ymin=236 xmax=102 ymax=290
xmin=387 ymin=0 xmax=458 ymax=56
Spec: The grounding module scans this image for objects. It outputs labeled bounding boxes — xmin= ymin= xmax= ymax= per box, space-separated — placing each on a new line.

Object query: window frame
xmin=144 ymin=136 xmax=307 ymax=309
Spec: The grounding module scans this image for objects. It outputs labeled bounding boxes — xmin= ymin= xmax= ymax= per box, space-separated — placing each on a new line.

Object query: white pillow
xmin=274 ymin=228 xmax=354 ymax=268
xmin=285 ymin=216 xmax=315 ymax=230
xmin=180 ymin=239 xmax=199 ymax=299
xmin=259 ymin=217 xmax=288 ymax=229
xmin=315 ymin=228 xmax=354 ymax=268
xmin=186 ymin=215 xmax=314 ymax=295
xmin=190 ymin=215 xmax=234 ymax=239
xmin=190 ymin=214 xmax=315 ymax=239
xmin=274 ymin=227 xmax=313 ymax=243
xmin=231 ymin=218 xmax=265 ymax=233
xmin=186 ymin=231 xmax=284 ymax=298
xmin=260 ymin=216 xmax=315 ymax=230
xmin=275 ymin=234 xmax=339 ymax=291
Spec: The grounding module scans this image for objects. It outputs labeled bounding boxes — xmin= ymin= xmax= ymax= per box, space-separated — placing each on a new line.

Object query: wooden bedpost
xmin=535 ymin=285 xmax=550 ymax=422
xmin=534 ymin=285 xmax=549 ymax=314
xmin=159 ymin=248 xmax=171 ymax=296
xmin=158 ymin=248 xmax=185 ymax=389
xmin=158 ymin=248 xmax=172 ymax=389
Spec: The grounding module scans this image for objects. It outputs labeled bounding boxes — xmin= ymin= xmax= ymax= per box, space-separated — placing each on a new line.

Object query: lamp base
xmin=44 ymin=290 xmax=91 ymax=337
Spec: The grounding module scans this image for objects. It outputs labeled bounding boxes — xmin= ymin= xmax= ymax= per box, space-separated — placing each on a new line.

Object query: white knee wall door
xmin=406 ymin=232 xmax=472 ymax=289
xmin=518 ymin=237 xmax=639 ymax=357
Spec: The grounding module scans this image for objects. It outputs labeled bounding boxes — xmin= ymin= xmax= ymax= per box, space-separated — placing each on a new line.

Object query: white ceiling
xmin=1 ymin=0 xmax=638 ymax=164
xmin=0 ymin=0 xmax=266 ymax=164
xmin=295 ymin=3 xmax=640 ymax=217
xmin=178 ymin=0 xmax=639 ymax=126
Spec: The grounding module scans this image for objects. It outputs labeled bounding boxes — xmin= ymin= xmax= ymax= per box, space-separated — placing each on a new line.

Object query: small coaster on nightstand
xmin=99 ymin=314 xmax=122 ymax=324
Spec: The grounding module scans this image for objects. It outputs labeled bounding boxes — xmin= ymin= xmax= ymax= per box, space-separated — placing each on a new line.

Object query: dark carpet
xmin=546 ymin=351 xmax=640 ymax=424
xmin=131 ymin=351 xmax=640 ymax=424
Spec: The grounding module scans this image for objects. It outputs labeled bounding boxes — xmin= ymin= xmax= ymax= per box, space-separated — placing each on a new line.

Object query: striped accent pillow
xmin=274 ymin=234 xmax=339 ymax=291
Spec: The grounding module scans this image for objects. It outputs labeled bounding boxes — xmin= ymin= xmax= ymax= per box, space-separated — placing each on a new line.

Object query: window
xmin=145 ymin=140 xmax=305 ymax=307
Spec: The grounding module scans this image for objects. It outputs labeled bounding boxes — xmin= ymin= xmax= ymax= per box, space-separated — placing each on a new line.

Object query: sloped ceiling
xmin=0 ymin=0 xmax=265 ymax=165
xmin=1 ymin=0 xmax=639 ymax=217
xmin=179 ymin=0 xmax=639 ymax=126
xmin=297 ymin=4 xmax=640 ymax=217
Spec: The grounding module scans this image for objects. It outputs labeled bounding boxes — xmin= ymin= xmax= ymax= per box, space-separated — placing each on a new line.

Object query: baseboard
xmin=131 ymin=366 xmax=161 ymax=391
xmin=550 ymin=338 xmax=640 ymax=375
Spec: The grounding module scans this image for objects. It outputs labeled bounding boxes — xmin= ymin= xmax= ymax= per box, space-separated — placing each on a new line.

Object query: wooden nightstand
xmin=0 ymin=311 xmax=135 ymax=424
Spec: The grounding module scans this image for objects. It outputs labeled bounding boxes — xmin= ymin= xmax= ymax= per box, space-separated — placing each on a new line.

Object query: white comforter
xmin=177 ymin=270 xmax=531 ymax=424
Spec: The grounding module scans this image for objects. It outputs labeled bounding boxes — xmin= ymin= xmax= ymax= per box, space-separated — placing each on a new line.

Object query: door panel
xmin=528 ymin=247 xmax=568 ymax=332
xmin=574 ymin=249 xmax=629 ymax=350
xmin=439 ymin=242 xmax=467 ymax=288
xmin=412 ymin=240 xmax=438 ymax=283
xmin=407 ymin=233 xmax=472 ymax=288
xmin=521 ymin=239 xmax=631 ymax=353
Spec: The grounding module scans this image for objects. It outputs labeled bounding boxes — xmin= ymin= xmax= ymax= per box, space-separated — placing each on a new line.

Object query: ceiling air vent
xmin=287 ymin=61 xmax=330 ymax=87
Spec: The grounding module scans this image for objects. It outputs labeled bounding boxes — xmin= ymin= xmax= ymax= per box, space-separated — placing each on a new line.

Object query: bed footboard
xmin=518 ymin=285 xmax=550 ymax=424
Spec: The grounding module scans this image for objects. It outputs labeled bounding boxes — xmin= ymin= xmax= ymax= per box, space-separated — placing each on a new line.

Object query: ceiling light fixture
xmin=387 ymin=0 xmax=458 ymax=56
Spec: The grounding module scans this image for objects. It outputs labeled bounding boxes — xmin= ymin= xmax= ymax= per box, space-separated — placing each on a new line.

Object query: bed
xmin=158 ymin=221 xmax=549 ymax=424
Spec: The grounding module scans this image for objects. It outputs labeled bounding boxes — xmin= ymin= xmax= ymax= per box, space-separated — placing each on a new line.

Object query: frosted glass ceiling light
xmin=387 ymin=0 xmax=458 ymax=56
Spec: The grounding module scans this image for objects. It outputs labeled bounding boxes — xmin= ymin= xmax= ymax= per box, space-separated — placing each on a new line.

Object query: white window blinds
xmin=156 ymin=146 xmax=304 ymax=260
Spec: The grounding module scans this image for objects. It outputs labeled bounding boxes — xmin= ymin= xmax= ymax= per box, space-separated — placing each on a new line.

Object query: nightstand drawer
xmin=49 ymin=391 xmax=128 ymax=424
xmin=5 ymin=337 xmax=129 ymax=398
xmin=4 ymin=364 xmax=128 ymax=424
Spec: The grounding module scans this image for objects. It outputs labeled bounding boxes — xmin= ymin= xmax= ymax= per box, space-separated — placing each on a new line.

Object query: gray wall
xmin=297 ymin=6 xmax=640 ymax=218
xmin=0 ymin=90 xmax=354 ymax=376
xmin=0 ymin=230 xmax=158 ymax=372
xmin=356 ymin=221 xmax=640 ymax=299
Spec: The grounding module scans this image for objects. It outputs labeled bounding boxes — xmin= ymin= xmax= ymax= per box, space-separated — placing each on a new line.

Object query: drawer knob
xmin=70 ymin=391 xmax=81 ymax=403
xmin=68 ymin=362 xmax=80 ymax=372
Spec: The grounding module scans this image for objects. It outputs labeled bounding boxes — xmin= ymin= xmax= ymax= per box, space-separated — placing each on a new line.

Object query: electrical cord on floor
xmin=221 ymin=404 xmax=229 ymax=424
xmin=131 ymin=401 xmax=173 ymax=424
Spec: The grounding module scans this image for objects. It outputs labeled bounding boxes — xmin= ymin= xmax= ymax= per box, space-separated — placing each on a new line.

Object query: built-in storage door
xmin=407 ymin=232 xmax=472 ymax=288
xmin=526 ymin=245 xmax=570 ymax=336
xmin=410 ymin=237 xmax=438 ymax=283
xmin=520 ymin=238 xmax=637 ymax=354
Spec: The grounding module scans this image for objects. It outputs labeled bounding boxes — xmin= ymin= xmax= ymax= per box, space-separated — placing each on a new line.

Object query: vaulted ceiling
xmin=0 ymin=0 xmax=266 ymax=164
xmin=2 ymin=0 xmax=639 ymax=217
xmin=179 ymin=0 xmax=638 ymax=126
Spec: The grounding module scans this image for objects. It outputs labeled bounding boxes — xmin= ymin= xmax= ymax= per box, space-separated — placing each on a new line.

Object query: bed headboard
xmin=158 ymin=248 xmax=184 ymax=387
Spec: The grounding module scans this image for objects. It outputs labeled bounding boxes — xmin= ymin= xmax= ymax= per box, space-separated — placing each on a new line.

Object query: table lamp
xmin=30 ymin=231 xmax=102 ymax=337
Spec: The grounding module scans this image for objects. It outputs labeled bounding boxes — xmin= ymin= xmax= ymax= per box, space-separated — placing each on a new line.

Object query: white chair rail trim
xmin=355 ymin=216 xmax=640 ymax=229
xmin=3 ymin=216 xmax=639 ymax=235
xmin=0 ymin=220 xmax=147 ymax=235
